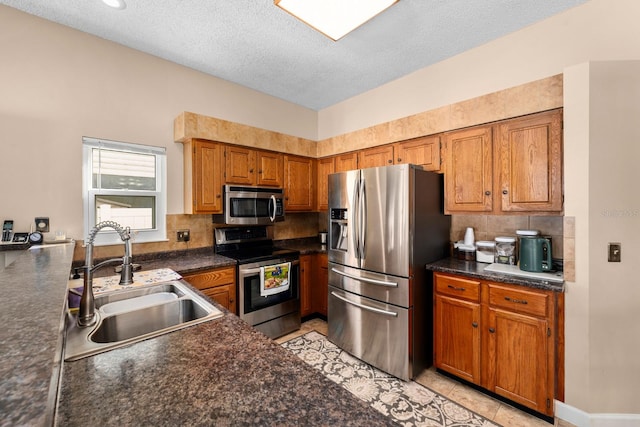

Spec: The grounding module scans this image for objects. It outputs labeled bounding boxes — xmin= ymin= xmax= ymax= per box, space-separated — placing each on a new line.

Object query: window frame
xmin=82 ymin=137 xmax=167 ymax=246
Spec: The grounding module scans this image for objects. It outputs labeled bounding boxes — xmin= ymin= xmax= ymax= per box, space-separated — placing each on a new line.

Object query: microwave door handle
xmin=269 ymin=195 xmax=276 ymax=222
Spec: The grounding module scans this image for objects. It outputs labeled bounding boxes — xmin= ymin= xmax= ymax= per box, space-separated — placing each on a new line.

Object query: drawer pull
xmin=489 ymin=327 xmax=495 ymax=333
xmin=447 ymin=285 xmax=466 ymax=291
xmin=504 ymin=296 xmax=528 ymax=305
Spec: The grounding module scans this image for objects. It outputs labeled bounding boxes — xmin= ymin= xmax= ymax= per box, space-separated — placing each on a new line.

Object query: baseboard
xmin=555 ymin=401 xmax=640 ymax=427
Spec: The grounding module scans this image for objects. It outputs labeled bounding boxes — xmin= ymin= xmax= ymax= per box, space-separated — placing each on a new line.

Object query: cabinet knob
xmin=387 ymin=159 xmax=393 ymax=164
xmin=489 ymin=327 xmax=495 ymax=333
xmin=249 ymin=168 xmax=254 ymax=173
xmin=397 ymin=158 xmax=402 ymax=162
xmin=259 ymin=169 xmax=263 ymax=174
xmin=472 ymin=322 xmax=478 ymax=328
xmin=485 ymin=191 xmax=491 ymax=196
xmin=216 ymin=194 xmax=221 ymax=198
xmin=502 ymin=189 xmax=508 ymax=195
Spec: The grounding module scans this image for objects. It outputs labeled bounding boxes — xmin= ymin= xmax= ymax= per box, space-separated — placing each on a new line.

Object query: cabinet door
xmin=300 ymin=255 xmax=313 ymax=317
xmin=314 ymin=254 xmax=328 ymax=316
xmin=394 ymin=136 xmax=441 ymax=171
xmin=257 ymin=151 xmax=284 ymax=187
xmin=444 ymin=126 xmax=493 ymax=213
xmin=496 ymin=110 xmax=563 ymax=212
xmin=225 ymin=146 xmax=256 ymax=185
xmin=435 ymin=294 xmax=481 ymax=384
xmin=357 ymin=145 xmax=394 ymax=169
xmin=317 ymin=158 xmax=335 ymax=211
xmin=182 ymin=266 xmax=237 ymax=314
xmin=200 ymin=284 xmax=236 ymax=315
xmin=190 ymin=140 xmax=223 ymax=214
xmin=486 ymin=308 xmax=551 ymax=415
xmin=334 ymin=152 xmax=358 ymax=172
xmin=284 ymin=155 xmax=316 ymax=211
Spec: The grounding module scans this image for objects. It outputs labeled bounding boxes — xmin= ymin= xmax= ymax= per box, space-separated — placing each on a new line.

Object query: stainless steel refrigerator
xmin=327 ymin=163 xmax=450 ymax=380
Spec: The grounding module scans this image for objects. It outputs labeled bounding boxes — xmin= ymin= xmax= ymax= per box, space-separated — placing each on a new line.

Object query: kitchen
xmin=1 ymin=1 xmax=640 ymax=426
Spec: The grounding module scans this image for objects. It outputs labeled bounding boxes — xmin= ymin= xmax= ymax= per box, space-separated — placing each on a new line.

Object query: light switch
xmin=608 ymin=243 xmax=621 ymax=262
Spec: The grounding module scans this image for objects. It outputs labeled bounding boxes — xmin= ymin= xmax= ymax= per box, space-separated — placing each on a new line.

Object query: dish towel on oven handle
xmin=260 ymin=262 xmax=291 ymax=297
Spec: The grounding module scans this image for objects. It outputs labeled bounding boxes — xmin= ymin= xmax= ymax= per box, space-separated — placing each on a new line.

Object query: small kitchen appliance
xmin=519 ymin=236 xmax=553 ymax=272
xmin=494 ymin=236 xmax=516 ymax=265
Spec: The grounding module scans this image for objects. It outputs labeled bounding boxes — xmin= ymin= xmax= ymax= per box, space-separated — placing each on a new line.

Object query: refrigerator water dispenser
xmin=329 ymin=208 xmax=348 ymax=251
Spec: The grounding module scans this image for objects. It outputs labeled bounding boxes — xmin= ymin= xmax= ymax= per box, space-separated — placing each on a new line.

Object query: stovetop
xmin=214 ymin=226 xmax=298 ymax=264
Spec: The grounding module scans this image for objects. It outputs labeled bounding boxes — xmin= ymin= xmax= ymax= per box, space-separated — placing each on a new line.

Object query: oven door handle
xmin=331 ymin=268 xmax=398 ymax=288
xmin=240 ymin=260 xmax=300 ymax=276
xmin=330 ymin=291 xmax=398 ymax=317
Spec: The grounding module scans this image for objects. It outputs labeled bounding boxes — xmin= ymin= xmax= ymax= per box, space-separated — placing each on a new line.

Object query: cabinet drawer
xmin=183 ymin=266 xmax=235 ymax=290
xmin=487 ymin=283 xmax=549 ymax=317
xmin=435 ymin=273 xmax=480 ymax=301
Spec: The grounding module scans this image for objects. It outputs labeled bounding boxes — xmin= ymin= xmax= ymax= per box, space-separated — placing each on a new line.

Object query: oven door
xmin=238 ymin=258 xmax=300 ymax=328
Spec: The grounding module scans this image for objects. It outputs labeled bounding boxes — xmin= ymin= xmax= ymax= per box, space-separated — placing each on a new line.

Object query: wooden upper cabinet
xmin=358 ymin=145 xmax=394 ymax=169
xmin=317 ymin=157 xmax=335 ymax=211
xmin=225 ymin=145 xmax=256 ymax=185
xmin=284 ymin=155 xmax=316 ymax=211
xmin=444 ymin=125 xmax=494 ymax=213
xmin=224 ymin=146 xmax=283 ymax=187
xmin=184 ymin=139 xmax=223 ymax=214
xmin=257 ymin=151 xmax=284 ymax=187
xmin=334 ymin=152 xmax=358 ymax=172
xmin=394 ymin=135 xmax=441 ymax=171
xmin=496 ymin=110 xmax=563 ymax=213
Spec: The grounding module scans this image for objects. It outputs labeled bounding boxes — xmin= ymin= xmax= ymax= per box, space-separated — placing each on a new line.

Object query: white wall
xmin=317 ymin=0 xmax=640 ymax=140
xmin=0 ymin=6 xmax=317 ymax=240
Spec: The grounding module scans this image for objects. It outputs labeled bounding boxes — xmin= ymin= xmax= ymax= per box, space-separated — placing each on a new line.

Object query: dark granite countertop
xmin=0 ymin=242 xmax=75 ymax=426
xmin=5 ymin=240 xmax=394 ymax=426
xmin=276 ymin=237 xmax=327 ymax=255
xmin=426 ymin=257 xmax=564 ymax=292
xmin=57 ymin=302 xmax=394 ymax=426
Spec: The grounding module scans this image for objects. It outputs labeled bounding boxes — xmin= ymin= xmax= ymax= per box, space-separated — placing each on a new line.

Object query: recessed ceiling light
xmin=102 ymin=0 xmax=127 ymax=10
xmin=275 ymin=0 xmax=398 ymax=41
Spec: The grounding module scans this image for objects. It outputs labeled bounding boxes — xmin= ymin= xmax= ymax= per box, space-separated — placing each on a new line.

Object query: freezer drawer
xmin=328 ymin=286 xmax=413 ymax=381
xmin=328 ymin=262 xmax=410 ymax=307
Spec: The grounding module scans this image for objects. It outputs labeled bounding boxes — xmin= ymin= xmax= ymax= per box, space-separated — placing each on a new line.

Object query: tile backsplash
xmin=451 ymin=214 xmax=564 ymax=260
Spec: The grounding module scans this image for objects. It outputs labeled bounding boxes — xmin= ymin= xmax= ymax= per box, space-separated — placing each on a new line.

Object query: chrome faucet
xmin=77 ymin=221 xmax=134 ymax=327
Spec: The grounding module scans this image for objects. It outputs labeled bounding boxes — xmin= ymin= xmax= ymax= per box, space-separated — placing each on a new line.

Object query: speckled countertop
xmin=4 ymin=239 xmax=393 ymax=426
xmin=57 ymin=306 xmax=393 ymax=426
xmin=0 ymin=243 xmax=75 ymax=427
xmin=426 ymin=257 xmax=564 ymax=292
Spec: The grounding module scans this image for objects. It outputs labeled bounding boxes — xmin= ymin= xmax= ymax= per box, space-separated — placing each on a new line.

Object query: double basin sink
xmin=64 ymin=280 xmax=224 ymax=361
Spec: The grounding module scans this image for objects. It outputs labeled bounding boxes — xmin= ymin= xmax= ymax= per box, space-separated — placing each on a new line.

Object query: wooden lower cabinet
xmin=434 ymin=272 xmax=559 ymax=417
xmin=300 ymin=255 xmax=313 ymax=317
xmin=314 ymin=254 xmax=328 ymax=316
xmin=299 ymin=253 xmax=328 ymax=317
xmin=182 ymin=266 xmax=237 ymax=314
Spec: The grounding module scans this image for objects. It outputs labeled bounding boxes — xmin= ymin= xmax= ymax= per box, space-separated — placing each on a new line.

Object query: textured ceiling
xmin=1 ymin=0 xmax=587 ymax=110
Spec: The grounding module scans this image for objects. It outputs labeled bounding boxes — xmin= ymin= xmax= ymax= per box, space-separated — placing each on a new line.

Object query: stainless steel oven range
xmin=214 ymin=226 xmax=300 ymax=339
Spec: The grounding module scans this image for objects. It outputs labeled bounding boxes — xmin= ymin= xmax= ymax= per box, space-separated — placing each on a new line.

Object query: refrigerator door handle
xmin=331 ymin=267 xmax=398 ymax=288
xmin=331 ymin=291 xmax=398 ymax=317
xmin=359 ymin=177 xmax=366 ymax=259
xmin=352 ymin=177 xmax=361 ymax=259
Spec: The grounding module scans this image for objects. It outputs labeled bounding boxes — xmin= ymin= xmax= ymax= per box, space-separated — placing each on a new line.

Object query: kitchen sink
xmin=64 ymin=280 xmax=224 ymax=361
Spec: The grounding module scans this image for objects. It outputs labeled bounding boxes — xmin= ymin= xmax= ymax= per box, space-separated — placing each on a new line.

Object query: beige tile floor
xmin=276 ymin=319 xmax=577 ymax=427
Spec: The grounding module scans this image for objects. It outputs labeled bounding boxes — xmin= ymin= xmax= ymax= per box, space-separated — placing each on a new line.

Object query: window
xmin=83 ymin=137 xmax=167 ymax=246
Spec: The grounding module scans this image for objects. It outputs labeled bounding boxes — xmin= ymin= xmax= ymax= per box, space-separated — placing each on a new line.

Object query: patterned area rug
xmin=281 ymin=331 xmax=500 ymax=427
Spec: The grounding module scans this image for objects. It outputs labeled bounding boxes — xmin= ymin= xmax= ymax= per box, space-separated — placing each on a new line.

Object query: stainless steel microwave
xmin=213 ymin=185 xmax=285 ymax=225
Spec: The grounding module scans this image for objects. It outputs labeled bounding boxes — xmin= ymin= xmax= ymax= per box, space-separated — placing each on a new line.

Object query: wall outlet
xmin=35 ymin=217 xmax=50 ymax=233
xmin=177 ymin=230 xmax=190 ymax=242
